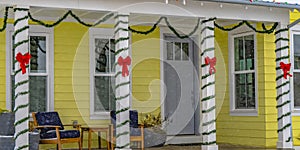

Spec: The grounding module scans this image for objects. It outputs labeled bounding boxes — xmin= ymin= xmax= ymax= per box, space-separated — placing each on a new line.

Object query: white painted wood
xmin=289 ymin=24 xmax=300 ymax=116
xmin=114 ymin=12 xmax=131 ymax=150
xmin=275 ymin=23 xmax=293 ymax=149
xmin=228 ymin=30 xmax=258 ymax=116
xmin=89 ymin=28 xmax=114 ymax=120
xmin=200 ymin=19 xmax=218 ymax=150
xmin=0 ymin=0 xmax=289 ymax=22
xmin=14 ymin=5 xmax=30 ymax=150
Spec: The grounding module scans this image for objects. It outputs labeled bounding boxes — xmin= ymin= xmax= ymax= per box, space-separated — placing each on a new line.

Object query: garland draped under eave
xmin=0 ymin=6 xmax=283 ymax=37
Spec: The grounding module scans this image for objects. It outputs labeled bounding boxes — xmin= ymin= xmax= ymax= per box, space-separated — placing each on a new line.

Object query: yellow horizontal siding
xmin=131 ymin=26 xmax=161 ymax=117
xmin=215 ymin=25 xmax=268 ymax=147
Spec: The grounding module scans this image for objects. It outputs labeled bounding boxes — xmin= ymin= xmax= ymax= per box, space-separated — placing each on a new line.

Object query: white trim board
xmin=290 ymin=24 xmax=300 ymax=116
xmin=228 ymin=25 xmax=259 ymax=116
xmin=0 ymin=0 xmax=290 ymax=23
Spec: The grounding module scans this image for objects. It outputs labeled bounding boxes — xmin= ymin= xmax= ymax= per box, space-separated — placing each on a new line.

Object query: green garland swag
xmin=0 ymin=6 xmax=285 ymax=37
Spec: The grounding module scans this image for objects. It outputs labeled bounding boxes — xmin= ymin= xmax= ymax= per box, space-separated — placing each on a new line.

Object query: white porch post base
xmin=200 ymin=18 xmax=218 ymax=150
xmin=277 ymin=141 xmax=293 ymax=149
xmin=201 ymin=145 xmax=219 ymax=150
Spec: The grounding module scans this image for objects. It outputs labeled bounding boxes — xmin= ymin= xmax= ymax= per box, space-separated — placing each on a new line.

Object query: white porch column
xmin=13 ymin=6 xmax=30 ymax=150
xmin=275 ymin=23 xmax=293 ymax=149
xmin=114 ymin=12 xmax=131 ymax=150
xmin=200 ymin=18 xmax=218 ymax=150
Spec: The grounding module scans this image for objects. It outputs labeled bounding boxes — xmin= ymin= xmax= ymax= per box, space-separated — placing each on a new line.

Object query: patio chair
xmin=110 ymin=110 xmax=144 ymax=150
xmin=32 ymin=112 xmax=82 ymax=150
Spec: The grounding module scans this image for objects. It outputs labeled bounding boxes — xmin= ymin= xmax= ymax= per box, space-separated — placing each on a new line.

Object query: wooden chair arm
xmin=63 ymin=124 xmax=81 ymax=129
xmin=34 ymin=125 xmax=61 ymax=129
xmin=138 ymin=124 xmax=144 ymax=128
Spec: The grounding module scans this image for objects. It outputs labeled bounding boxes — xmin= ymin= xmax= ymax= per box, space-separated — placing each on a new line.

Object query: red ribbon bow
xmin=280 ymin=62 xmax=292 ymax=79
xmin=205 ymin=56 xmax=217 ymax=75
xmin=16 ymin=52 xmax=31 ymax=74
xmin=118 ymin=56 xmax=131 ymax=77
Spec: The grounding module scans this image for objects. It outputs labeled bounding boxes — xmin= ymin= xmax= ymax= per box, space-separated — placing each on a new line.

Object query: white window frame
xmin=229 ymin=27 xmax=258 ymax=116
xmin=89 ymin=28 xmax=115 ymax=120
xmin=6 ymin=24 xmax=54 ymax=112
xmin=290 ymin=25 xmax=300 ymax=115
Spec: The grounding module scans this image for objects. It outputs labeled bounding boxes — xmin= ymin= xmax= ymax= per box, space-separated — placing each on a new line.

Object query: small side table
xmin=81 ymin=126 xmax=110 ymax=150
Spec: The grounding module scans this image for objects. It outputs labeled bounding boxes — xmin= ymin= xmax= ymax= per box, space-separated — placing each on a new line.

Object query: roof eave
xmin=196 ymin=0 xmax=300 ymax=11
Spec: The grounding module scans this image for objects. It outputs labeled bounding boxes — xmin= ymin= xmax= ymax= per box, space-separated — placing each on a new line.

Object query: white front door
xmin=163 ymin=35 xmax=199 ymax=135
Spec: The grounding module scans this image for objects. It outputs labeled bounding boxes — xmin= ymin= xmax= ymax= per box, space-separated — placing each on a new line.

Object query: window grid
xmin=232 ymin=34 xmax=256 ymax=110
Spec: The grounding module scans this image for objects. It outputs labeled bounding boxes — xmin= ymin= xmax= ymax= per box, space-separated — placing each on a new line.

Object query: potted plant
xmin=141 ymin=113 xmax=167 ymax=147
xmin=0 ymin=108 xmax=15 ymax=135
xmin=0 ymin=108 xmax=39 ymax=150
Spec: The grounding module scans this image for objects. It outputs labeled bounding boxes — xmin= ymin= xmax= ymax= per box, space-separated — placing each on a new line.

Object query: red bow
xmin=205 ymin=56 xmax=216 ymax=75
xmin=118 ymin=56 xmax=131 ymax=77
xmin=280 ymin=62 xmax=292 ymax=79
xmin=16 ymin=52 xmax=31 ymax=74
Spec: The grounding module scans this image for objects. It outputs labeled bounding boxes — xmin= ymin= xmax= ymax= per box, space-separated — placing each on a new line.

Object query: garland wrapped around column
xmin=114 ymin=13 xmax=131 ymax=150
xmin=274 ymin=24 xmax=293 ymax=148
xmin=13 ymin=7 xmax=30 ymax=150
xmin=200 ymin=18 xmax=218 ymax=150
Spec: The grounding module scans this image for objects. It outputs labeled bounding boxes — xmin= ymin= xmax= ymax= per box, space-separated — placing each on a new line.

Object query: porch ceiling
xmin=0 ymin=5 xmax=204 ymax=28
xmin=0 ymin=0 xmax=290 ymax=24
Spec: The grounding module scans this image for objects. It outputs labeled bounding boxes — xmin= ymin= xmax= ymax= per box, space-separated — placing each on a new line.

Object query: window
xmin=290 ymin=26 xmax=300 ymax=114
xmin=230 ymin=32 xmax=257 ymax=116
xmin=166 ymin=36 xmax=191 ymax=61
xmin=6 ymin=25 xmax=54 ymax=112
xmin=90 ymin=28 xmax=116 ymax=119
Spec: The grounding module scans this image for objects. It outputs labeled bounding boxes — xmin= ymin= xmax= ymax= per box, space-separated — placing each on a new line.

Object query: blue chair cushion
xmin=40 ymin=130 xmax=80 ymax=139
xmin=110 ymin=110 xmax=138 ymax=128
xmin=35 ymin=112 xmax=64 ymax=133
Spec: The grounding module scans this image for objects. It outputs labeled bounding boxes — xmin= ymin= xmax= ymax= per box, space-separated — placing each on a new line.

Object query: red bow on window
xmin=118 ymin=56 xmax=131 ymax=77
xmin=205 ymin=56 xmax=217 ymax=75
xmin=16 ymin=52 xmax=31 ymax=74
xmin=280 ymin=62 xmax=292 ymax=79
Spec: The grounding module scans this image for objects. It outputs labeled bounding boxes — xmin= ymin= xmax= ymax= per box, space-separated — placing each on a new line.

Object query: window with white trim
xmin=7 ymin=25 xmax=54 ymax=112
xmin=90 ymin=28 xmax=116 ymax=119
xmin=230 ymin=32 xmax=257 ymax=116
xmin=290 ymin=26 xmax=300 ymax=114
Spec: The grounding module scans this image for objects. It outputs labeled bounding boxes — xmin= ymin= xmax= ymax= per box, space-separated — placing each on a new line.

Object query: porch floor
xmin=67 ymin=144 xmax=277 ymax=150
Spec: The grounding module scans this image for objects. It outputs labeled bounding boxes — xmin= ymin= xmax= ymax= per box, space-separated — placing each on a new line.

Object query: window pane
xmin=94 ymin=76 xmax=115 ymax=112
xmin=235 ymin=73 xmax=255 ymax=109
xmin=246 ymin=73 xmax=255 ymax=108
xmin=294 ymin=35 xmax=300 ymax=69
xmin=175 ymin=42 xmax=181 ymax=60
xmin=234 ymin=37 xmax=244 ymax=71
xmin=110 ymin=39 xmax=115 ymax=72
xmin=29 ymin=76 xmax=47 ymax=112
xmin=294 ymin=73 xmax=300 ymax=107
xmin=167 ymin=42 xmax=173 ymax=60
xmin=11 ymin=76 xmax=47 ymax=112
xmin=235 ymin=74 xmax=246 ymax=108
xmin=245 ymin=35 xmax=254 ymax=70
xmin=182 ymin=42 xmax=189 ymax=60
xmin=95 ymin=39 xmax=109 ymax=73
xmin=30 ymin=36 xmax=47 ymax=73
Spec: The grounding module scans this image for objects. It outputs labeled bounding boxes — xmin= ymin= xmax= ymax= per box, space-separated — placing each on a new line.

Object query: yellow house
xmin=1 ymin=0 xmax=300 ymax=150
